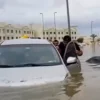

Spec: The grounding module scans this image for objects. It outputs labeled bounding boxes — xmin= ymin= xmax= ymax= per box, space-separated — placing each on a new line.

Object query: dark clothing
xmin=59 ymin=42 xmax=80 ymax=58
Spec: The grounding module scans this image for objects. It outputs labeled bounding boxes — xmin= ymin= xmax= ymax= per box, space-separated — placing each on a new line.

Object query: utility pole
xmin=91 ymin=21 xmax=95 ymax=42
xmin=30 ymin=24 xmax=33 ymax=38
xmin=40 ymin=13 xmax=44 ymax=34
xmin=91 ymin=21 xmax=93 ymax=35
xmin=54 ymin=12 xmax=57 ymax=39
xmin=66 ymin=0 xmax=71 ymax=37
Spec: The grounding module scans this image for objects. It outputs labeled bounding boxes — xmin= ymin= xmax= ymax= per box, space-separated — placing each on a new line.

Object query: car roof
xmin=1 ymin=39 xmax=51 ymax=45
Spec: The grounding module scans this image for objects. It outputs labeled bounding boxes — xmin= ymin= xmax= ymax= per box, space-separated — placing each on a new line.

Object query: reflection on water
xmin=91 ymin=42 xmax=96 ymax=56
xmin=64 ymin=74 xmax=84 ymax=99
xmin=59 ymin=44 xmax=100 ymax=100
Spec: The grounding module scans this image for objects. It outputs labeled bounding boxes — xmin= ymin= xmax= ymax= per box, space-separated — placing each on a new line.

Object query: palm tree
xmin=90 ymin=34 xmax=97 ymax=42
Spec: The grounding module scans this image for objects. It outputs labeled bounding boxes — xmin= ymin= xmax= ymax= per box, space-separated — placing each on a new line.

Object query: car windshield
xmin=0 ymin=44 xmax=62 ymax=67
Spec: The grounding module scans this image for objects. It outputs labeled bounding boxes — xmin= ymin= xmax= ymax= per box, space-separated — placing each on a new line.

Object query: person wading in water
xmin=59 ymin=35 xmax=83 ymax=59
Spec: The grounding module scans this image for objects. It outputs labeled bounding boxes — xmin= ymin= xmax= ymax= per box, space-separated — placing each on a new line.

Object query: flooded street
xmin=59 ymin=44 xmax=100 ymax=100
xmin=37 ymin=44 xmax=100 ymax=100
xmin=1 ymin=44 xmax=100 ymax=100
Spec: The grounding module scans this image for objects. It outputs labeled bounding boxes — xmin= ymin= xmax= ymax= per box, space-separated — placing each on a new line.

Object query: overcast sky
xmin=0 ymin=0 xmax=100 ymax=35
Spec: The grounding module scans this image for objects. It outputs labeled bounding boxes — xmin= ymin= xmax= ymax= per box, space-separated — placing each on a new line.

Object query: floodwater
xmin=37 ymin=43 xmax=100 ymax=100
xmin=1 ymin=43 xmax=100 ymax=100
xmin=61 ymin=43 xmax=100 ymax=100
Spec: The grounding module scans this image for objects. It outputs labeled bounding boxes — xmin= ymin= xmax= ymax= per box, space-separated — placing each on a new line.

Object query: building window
xmin=46 ymin=32 xmax=48 ymax=35
xmin=11 ymin=37 xmax=14 ymax=39
xmin=0 ymin=36 xmax=1 ymax=40
xmin=54 ymin=37 xmax=56 ymax=40
xmin=24 ymin=31 xmax=26 ymax=33
xmin=16 ymin=37 xmax=18 ymax=39
xmin=43 ymin=37 xmax=45 ymax=39
xmin=19 ymin=30 xmax=21 ymax=33
xmin=7 ymin=37 xmax=9 ymax=40
xmin=47 ymin=37 xmax=48 ymax=40
xmin=72 ymin=32 xmax=73 ymax=34
xmin=7 ymin=29 xmax=9 ymax=33
xmin=16 ymin=30 xmax=17 ymax=33
xmin=11 ymin=30 xmax=13 ymax=33
xmin=59 ymin=37 xmax=60 ymax=39
xmin=43 ymin=32 xmax=45 ymax=35
xmin=50 ymin=37 xmax=52 ymax=40
xmin=66 ymin=32 xmax=68 ymax=34
xmin=32 ymin=31 xmax=34 ymax=34
xmin=50 ymin=32 xmax=52 ymax=34
xmin=54 ymin=32 xmax=55 ymax=34
xmin=3 ymin=36 xmax=5 ymax=40
xmin=62 ymin=32 xmax=63 ymax=34
xmin=75 ymin=32 xmax=76 ymax=34
xmin=58 ymin=32 xmax=60 ymax=34
xmin=75 ymin=37 xmax=76 ymax=39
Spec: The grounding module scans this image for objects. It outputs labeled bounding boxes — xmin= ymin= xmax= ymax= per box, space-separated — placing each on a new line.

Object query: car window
xmin=0 ymin=44 xmax=62 ymax=66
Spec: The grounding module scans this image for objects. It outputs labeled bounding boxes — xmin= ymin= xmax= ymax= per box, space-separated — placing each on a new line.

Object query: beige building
xmin=0 ymin=22 xmax=36 ymax=41
xmin=43 ymin=26 xmax=79 ymax=42
xmin=0 ymin=22 xmax=79 ymax=42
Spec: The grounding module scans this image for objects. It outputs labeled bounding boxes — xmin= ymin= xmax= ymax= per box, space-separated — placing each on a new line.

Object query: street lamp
xmin=90 ymin=21 xmax=96 ymax=42
xmin=66 ymin=0 xmax=71 ymax=37
xmin=30 ymin=24 xmax=34 ymax=38
xmin=40 ymin=13 xmax=44 ymax=34
xmin=54 ymin=12 xmax=57 ymax=39
xmin=91 ymin=21 xmax=93 ymax=35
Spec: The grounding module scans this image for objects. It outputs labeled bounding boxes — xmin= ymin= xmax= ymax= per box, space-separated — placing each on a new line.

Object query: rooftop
xmin=1 ymin=39 xmax=50 ymax=45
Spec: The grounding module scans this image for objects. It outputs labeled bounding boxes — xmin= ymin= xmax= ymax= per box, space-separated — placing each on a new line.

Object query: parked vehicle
xmin=0 ymin=38 xmax=69 ymax=87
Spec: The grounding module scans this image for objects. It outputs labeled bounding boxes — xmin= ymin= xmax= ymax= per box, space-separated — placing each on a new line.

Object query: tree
xmin=90 ymin=34 xmax=97 ymax=42
xmin=77 ymin=38 xmax=84 ymax=43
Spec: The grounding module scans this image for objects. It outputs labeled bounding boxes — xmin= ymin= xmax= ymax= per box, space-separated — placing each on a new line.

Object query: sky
xmin=0 ymin=0 xmax=100 ymax=35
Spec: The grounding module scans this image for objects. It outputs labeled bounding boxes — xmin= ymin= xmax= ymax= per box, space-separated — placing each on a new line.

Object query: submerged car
xmin=0 ymin=38 xmax=69 ymax=87
xmin=0 ymin=39 xmax=81 ymax=99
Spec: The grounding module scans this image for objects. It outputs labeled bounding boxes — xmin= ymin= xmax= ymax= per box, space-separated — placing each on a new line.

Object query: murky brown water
xmin=1 ymin=43 xmax=100 ymax=100
xmin=60 ymin=44 xmax=100 ymax=100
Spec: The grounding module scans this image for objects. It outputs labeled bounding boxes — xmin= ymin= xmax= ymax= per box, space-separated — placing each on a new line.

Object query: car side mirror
xmin=67 ymin=57 xmax=77 ymax=64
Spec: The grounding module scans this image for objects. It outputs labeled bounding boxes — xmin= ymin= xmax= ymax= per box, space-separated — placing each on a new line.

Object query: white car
xmin=0 ymin=38 xmax=69 ymax=87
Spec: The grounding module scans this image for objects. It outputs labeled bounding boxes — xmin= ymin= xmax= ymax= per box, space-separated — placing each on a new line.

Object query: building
xmin=0 ymin=22 xmax=79 ymax=42
xmin=0 ymin=22 xmax=36 ymax=42
xmin=43 ymin=26 xmax=78 ymax=42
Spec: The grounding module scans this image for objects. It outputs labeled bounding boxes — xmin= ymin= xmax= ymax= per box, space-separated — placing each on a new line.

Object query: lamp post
xmin=40 ymin=13 xmax=44 ymax=34
xmin=30 ymin=24 xmax=34 ymax=38
xmin=66 ymin=0 xmax=71 ymax=37
xmin=54 ymin=12 xmax=57 ymax=39
xmin=91 ymin=21 xmax=93 ymax=35
xmin=90 ymin=21 xmax=96 ymax=55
